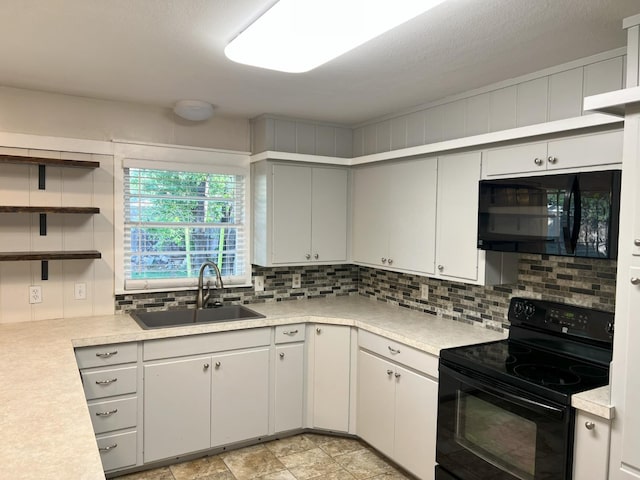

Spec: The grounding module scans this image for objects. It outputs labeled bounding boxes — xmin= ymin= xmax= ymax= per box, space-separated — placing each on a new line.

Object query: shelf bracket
xmin=39 ymin=214 xmax=47 ymax=236
xmin=41 ymin=260 xmax=48 ymax=281
xmin=38 ymin=165 xmax=46 ymax=190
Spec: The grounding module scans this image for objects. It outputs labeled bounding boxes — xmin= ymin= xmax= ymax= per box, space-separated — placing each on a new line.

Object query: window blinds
xmin=123 ymin=166 xmax=247 ymax=290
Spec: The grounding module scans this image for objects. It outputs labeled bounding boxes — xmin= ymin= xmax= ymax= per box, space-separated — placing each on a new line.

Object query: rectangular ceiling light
xmin=225 ymin=0 xmax=447 ymax=73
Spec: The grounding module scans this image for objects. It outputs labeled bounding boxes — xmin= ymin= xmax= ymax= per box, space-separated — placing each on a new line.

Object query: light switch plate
xmin=254 ymin=276 xmax=264 ymax=292
xmin=74 ymin=283 xmax=87 ymax=300
xmin=292 ymin=273 xmax=301 ymax=289
xmin=29 ymin=285 xmax=42 ymax=304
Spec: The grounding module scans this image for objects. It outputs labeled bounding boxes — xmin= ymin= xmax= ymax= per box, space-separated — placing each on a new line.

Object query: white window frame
xmin=114 ymin=141 xmax=251 ymax=294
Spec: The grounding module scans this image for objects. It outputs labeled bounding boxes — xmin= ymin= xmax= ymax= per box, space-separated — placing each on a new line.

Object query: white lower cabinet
xmin=275 ymin=343 xmax=305 ymax=432
xmin=309 ymin=324 xmax=352 ymax=432
xmin=573 ymin=411 xmax=611 ymax=480
xmin=357 ymin=332 xmax=439 ymax=480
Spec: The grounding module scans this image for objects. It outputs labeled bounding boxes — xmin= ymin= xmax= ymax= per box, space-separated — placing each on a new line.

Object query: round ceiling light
xmin=173 ymin=100 xmax=215 ymax=121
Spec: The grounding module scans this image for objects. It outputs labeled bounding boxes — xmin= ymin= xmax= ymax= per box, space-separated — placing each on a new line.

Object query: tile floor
xmin=114 ymin=433 xmax=412 ymax=480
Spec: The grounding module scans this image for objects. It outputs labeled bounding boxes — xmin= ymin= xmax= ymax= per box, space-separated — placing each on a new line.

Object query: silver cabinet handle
xmin=388 ymin=346 xmax=400 ymax=354
xmin=283 ymin=329 xmax=299 ymax=336
xmin=635 ymin=239 xmax=640 ymax=247
xmin=534 ymin=157 xmax=543 ymax=166
xmin=316 ymin=327 xmax=321 ymax=334
xmin=280 ymin=352 xmax=285 ymax=359
xmin=95 ymin=378 xmax=117 ymax=385
xmin=548 ymin=156 xmax=558 ymax=164
xmin=395 ymin=373 xmax=401 ymax=378
xmin=203 ymin=363 xmax=210 ymax=370
xmin=437 ymin=265 xmax=444 ymax=271
xmin=314 ymin=253 xmax=319 ymax=260
xmin=305 ymin=254 xmax=311 ymax=260
xmin=95 ymin=409 xmax=118 ymax=417
xmin=215 ymin=361 xmax=221 ymax=368
xmin=386 ymin=369 xmax=393 ymax=376
xmin=631 ymin=278 xmax=640 ymax=285
xmin=585 ymin=421 xmax=595 ymax=430
xmin=95 ymin=350 xmax=117 ymax=358
xmin=381 ymin=257 xmax=387 ymax=264
xmin=99 ymin=443 xmax=118 ymax=452
xmin=387 ymin=258 xmax=393 ymax=265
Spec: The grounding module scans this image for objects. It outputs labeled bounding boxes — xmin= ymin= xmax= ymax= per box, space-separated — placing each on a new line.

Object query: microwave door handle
xmin=571 ymin=176 xmax=582 ymax=253
xmin=562 ymin=175 xmax=579 ymax=254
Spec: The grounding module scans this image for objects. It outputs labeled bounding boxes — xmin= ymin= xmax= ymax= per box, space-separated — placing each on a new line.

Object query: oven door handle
xmin=443 ymin=365 xmax=565 ymax=419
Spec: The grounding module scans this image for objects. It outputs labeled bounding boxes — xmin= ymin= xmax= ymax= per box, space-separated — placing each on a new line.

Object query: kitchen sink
xmin=130 ymin=305 xmax=266 ymax=330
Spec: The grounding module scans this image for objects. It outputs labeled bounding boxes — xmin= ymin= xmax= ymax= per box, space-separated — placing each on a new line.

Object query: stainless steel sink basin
xmin=130 ymin=305 xmax=265 ymax=330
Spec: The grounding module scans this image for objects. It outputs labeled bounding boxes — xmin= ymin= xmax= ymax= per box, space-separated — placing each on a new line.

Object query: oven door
xmin=437 ymin=363 xmax=572 ymax=480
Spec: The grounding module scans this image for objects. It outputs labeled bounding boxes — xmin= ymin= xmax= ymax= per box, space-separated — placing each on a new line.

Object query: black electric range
xmin=436 ymin=297 xmax=614 ymax=480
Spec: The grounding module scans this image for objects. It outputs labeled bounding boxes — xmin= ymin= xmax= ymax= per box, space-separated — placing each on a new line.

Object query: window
xmin=117 ymin=148 xmax=250 ymax=292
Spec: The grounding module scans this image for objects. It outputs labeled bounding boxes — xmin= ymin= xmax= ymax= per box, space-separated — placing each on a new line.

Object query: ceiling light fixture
xmin=173 ymin=100 xmax=215 ymax=121
xmin=225 ymin=0 xmax=447 ymax=73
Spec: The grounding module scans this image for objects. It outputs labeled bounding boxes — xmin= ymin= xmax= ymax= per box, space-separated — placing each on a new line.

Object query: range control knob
xmin=606 ymin=322 xmax=614 ymax=336
xmin=513 ymin=302 xmax=524 ymax=316
xmin=524 ymin=304 xmax=536 ymax=318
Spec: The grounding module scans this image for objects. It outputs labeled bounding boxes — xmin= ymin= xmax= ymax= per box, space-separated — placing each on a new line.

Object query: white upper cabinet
xmin=483 ymin=130 xmax=623 ymax=177
xmin=352 ymin=157 xmax=437 ymax=275
xmin=252 ymin=161 xmax=348 ymax=266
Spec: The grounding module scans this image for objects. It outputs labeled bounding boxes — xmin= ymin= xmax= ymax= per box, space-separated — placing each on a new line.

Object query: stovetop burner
xmin=513 ymin=364 xmax=581 ymax=386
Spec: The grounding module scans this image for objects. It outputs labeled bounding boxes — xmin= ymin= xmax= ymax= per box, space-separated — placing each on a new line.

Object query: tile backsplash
xmin=116 ymin=254 xmax=616 ymax=333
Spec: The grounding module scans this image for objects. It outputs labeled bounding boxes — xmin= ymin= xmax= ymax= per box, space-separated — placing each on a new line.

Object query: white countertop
xmin=0 ymin=296 xmax=611 ymax=479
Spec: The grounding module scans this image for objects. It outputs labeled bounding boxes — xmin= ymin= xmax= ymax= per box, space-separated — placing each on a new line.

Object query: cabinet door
xmin=388 ymin=157 xmax=437 ymax=274
xmin=211 ymin=348 xmax=270 ymax=446
xmin=436 ymin=152 xmax=482 ymax=281
xmin=394 ymin=365 xmax=438 ymax=480
xmin=547 ymin=131 xmax=623 ymax=170
xmin=272 ymin=164 xmax=312 ymax=263
xmin=144 ymin=357 xmax=211 ymax=462
xmin=275 ymin=343 xmax=305 ymax=433
xmin=356 ymin=350 xmax=395 ymax=459
xmin=483 ymin=142 xmax=547 ymax=176
xmin=352 ymin=164 xmax=389 ymax=266
xmin=312 ymin=325 xmax=351 ymax=432
xmin=311 ymin=167 xmax=348 ymax=262
xmin=573 ymin=411 xmax=611 ymax=480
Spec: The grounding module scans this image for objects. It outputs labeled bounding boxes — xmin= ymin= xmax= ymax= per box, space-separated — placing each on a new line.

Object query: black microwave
xmin=477 ymin=170 xmax=621 ymax=259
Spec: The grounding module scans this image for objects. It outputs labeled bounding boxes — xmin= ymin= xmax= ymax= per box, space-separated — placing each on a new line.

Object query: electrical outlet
xmin=292 ymin=273 xmax=301 ymax=289
xmin=74 ymin=283 xmax=87 ymax=300
xmin=254 ymin=276 xmax=264 ymax=292
xmin=29 ymin=285 xmax=42 ymax=304
xmin=421 ymin=284 xmax=429 ymax=300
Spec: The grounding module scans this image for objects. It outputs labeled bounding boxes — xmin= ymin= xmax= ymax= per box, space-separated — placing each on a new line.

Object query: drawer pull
xmin=395 ymin=373 xmax=402 ymax=378
xmin=386 ymin=369 xmax=393 ymax=376
xmin=95 ymin=409 xmax=118 ymax=417
xmin=631 ymin=277 xmax=640 ymax=286
xmin=283 ymin=329 xmax=299 ymax=336
xmin=99 ymin=443 xmax=118 ymax=452
xmin=280 ymin=352 xmax=285 ymax=359
xmin=585 ymin=421 xmax=595 ymax=430
xmin=95 ymin=378 xmax=118 ymax=385
xmin=388 ymin=346 xmax=400 ymax=355
xmin=95 ymin=350 xmax=118 ymax=358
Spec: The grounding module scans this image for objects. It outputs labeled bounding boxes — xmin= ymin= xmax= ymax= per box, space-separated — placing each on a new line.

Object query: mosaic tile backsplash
xmin=116 ymin=254 xmax=616 ymax=332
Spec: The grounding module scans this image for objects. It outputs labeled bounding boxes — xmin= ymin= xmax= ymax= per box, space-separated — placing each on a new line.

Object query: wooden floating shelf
xmin=0 ymin=154 xmax=100 ymax=169
xmin=0 ymin=250 xmax=102 ymax=261
xmin=0 ymin=206 xmax=100 ymax=214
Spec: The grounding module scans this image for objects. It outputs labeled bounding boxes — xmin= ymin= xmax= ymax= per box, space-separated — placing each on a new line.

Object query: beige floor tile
xmin=287 ymin=458 xmax=344 ymax=480
xmin=170 ymin=456 xmax=229 ymax=479
xmin=303 ymin=433 xmax=342 ymax=446
xmin=221 ymin=444 xmax=286 ymax=480
xmin=113 ymin=466 xmax=174 ymax=480
xmin=199 ymin=472 xmax=237 ymax=480
xmin=279 ymin=447 xmax=332 ymax=469
xmin=369 ymin=470 xmax=411 ymax=479
xmin=334 ymin=449 xmax=394 ymax=479
xmin=265 ymin=436 xmax=317 ymax=457
xmin=254 ymin=470 xmax=297 ymax=480
xmin=318 ymin=437 xmax=366 ymax=458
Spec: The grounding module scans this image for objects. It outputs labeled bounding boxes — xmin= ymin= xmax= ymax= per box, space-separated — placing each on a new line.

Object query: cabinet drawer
xmin=82 ymin=366 xmax=137 ymax=400
xmin=547 ymin=130 xmax=623 ymax=170
xmin=275 ymin=324 xmax=305 ymax=344
xmin=75 ymin=343 xmax=137 ymax=369
xmin=484 ymin=142 xmax=547 ymax=176
xmin=358 ymin=330 xmax=438 ymax=378
xmin=144 ymin=327 xmax=271 ymax=361
xmin=96 ymin=430 xmax=137 ymax=472
xmin=88 ymin=397 xmax=137 ymax=434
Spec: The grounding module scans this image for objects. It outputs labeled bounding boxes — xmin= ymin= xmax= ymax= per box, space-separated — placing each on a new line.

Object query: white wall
xmin=0 ymin=86 xmax=250 ymax=152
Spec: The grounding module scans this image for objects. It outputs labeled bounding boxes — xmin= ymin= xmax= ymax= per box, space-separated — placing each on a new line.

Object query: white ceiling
xmin=1 ymin=0 xmax=638 ymax=125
